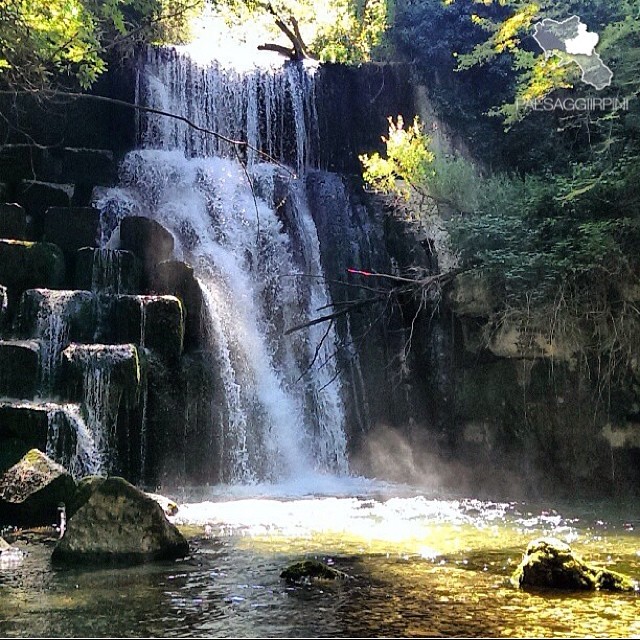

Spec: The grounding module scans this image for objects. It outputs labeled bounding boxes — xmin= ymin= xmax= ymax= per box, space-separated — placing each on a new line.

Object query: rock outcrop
xmin=512 ymin=538 xmax=638 ymax=592
xmin=0 ymin=449 xmax=76 ymax=526
xmin=280 ymin=559 xmax=351 ymax=585
xmin=52 ymin=476 xmax=189 ymax=564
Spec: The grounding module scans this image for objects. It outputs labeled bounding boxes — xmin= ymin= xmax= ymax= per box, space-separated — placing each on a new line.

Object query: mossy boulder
xmin=0 ymin=449 xmax=76 ymax=527
xmin=512 ymin=538 xmax=638 ymax=592
xmin=52 ymin=476 xmax=189 ymax=565
xmin=280 ymin=559 xmax=351 ymax=585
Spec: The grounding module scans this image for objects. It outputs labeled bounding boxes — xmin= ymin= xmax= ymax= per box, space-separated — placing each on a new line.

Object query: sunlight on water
xmin=1 ymin=482 xmax=638 ymax=638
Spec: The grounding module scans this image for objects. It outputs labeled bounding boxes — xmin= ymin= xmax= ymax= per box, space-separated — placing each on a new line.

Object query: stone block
xmin=0 ymin=240 xmax=65 ymax=305
xmin=16 ymin=180 xmax=73 ymax=238
xmin=119 ymin=217 xmax=175 ymax=282
xmin=30 ymin=147 xmax=116 ymax=186
xmin=0 ymin=203 xmax=27 ymax=240
xmin=75 ymin=248 xmax=142 ymax=294
xmin=102 ymin=295 xmax=184 ymax=361
xmin=0 ymin=403 xmax=49 ymax=473
xmin=0 ymin=340 xmax=40 ymax=399
xmin=0 ymin=145 xmax=43 ymax=183
xmin=43 ymin=207 xmax=100 ymax=253
xmin=61 ymin=343 xmax=142 ymax=406
xmin=17 ymin=289 xmax=96 ymax=344
xmin=151 ymin=260 xmax=203 ymax=347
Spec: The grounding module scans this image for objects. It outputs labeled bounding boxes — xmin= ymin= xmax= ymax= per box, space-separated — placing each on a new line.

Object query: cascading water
xmin=95 ymin=47 xmax=349 ymax=483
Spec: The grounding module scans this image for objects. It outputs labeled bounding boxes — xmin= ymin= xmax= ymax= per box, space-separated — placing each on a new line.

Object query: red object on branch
xmin=347 ymin=268 xmax=375 ymax=277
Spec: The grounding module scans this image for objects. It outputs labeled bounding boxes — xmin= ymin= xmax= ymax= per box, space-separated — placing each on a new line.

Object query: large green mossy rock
xmin=0 ymin=240 xmax=65 ymax=305
xmin=0 ymin=340 xmax=40 ymax=399
xmin=0 ymin=203 xmax=27 ymax=240
xmin=0 ymin=449 xmax=76 ymax=527
xmin=280 ymin=559 xmax=351 ymax=585
xmin=512 ymin=538 xmax=638 ymax=592
xmin=52 ymin=476 xmax=189 ymax=565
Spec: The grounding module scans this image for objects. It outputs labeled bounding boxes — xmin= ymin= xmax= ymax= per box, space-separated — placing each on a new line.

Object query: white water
xmin=95 ymin=47 xmax=349 ymax=483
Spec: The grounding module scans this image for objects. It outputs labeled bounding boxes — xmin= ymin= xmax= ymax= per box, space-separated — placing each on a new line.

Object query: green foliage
xmin=311 ymin=0 xmax=389 ymax=63
xmin=360 ymin=115 xmax=434 ymax=198
xmin=0 ymin=0 xmax=203 ymax=91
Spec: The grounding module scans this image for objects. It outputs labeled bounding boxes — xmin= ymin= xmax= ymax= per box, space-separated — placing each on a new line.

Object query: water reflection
xmin=0 ymin=484 xmax=638 ymax=638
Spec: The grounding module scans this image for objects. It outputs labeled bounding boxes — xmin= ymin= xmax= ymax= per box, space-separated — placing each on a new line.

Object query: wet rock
xmin=52 ymin=476 xmax=189 ymax=564
xmin=75 ymin=248 xmax=142 ymax=294
xmin=0 ymin=403 xmax=49 ymax=473
xmin=43 ymin=207 xmax=100 ymax=253
xmin=0 ymin=284 xmax=7 ymax=330
xmin=17 ymin=289 xmax=97 ymax=344
xmin=0 ymin=449 xmax=76 ymax=527
xmin=512 ymin=538 xmax=638 ymax=592
xmin=280 ymin=559 xmax=351 ymax=584
xmin=119 ymin=217 xmax=175 ymax=283
xmin=146 ymin=492 xmax=179 ymax=517
xmin=104 ymin=295 xmax=184 ymax=361
xmin=0 ymin=340 xmax=41 ymax=399
xmin=16 ymin=180 xmax=73 ymax=238
xmin=0 ymin=240 xmax=65 ymax=306
xmin=150 ymin=260 xmax=204 ymax=348
xmin=38 ymin=148 xmax=117 ymax=188
xmin=62 ymin=343 xmax=142 ymax=406
xmin=0 ymin=203 xmax=27 ymax=240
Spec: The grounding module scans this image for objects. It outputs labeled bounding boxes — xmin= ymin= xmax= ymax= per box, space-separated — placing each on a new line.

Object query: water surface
xmin=1 ymin=481 xmax=638 ymax=638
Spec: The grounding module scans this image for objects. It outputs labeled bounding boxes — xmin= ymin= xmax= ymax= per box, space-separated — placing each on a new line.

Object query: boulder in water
xmin=280 ymin=559 xmax=351 ymax=585
xmin=512 ymin=537 xmax=637 ymax=592
xmin=52 ymin=476 xmax=189 ymax=564
xmin=0 ymin=449 xmax=76 ymax=526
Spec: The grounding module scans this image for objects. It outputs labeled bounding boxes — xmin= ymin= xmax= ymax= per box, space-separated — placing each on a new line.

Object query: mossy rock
xmin=52 ymin=476 xmax=189 ymax=565
xmin=280 ymin=559 xmax=351 ymax=585
xmin=0 ymin=449 xmax=76 ymax=527
xmin=512 ymin=538 xmax=638 ymax=592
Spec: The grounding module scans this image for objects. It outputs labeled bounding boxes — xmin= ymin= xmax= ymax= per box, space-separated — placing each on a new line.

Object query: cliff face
xmin=0 ymin=54 xmax=637 ymax=497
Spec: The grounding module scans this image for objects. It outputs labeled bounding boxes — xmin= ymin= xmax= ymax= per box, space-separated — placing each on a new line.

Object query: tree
xmin=0 ymin=0 xmax=203 ymax=93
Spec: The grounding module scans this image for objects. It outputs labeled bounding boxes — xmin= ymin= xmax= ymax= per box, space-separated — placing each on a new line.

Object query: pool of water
xmin=0 ymin=480 xmax=638 ymax=638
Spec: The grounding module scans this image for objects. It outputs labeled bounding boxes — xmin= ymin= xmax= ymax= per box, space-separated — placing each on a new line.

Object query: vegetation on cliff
xmin=363 ymin=0 xmax=640 ymax=416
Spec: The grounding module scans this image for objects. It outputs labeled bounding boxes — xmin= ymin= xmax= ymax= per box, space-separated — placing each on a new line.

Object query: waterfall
xmin=95 ymin=47 xmax=349 ymax=483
